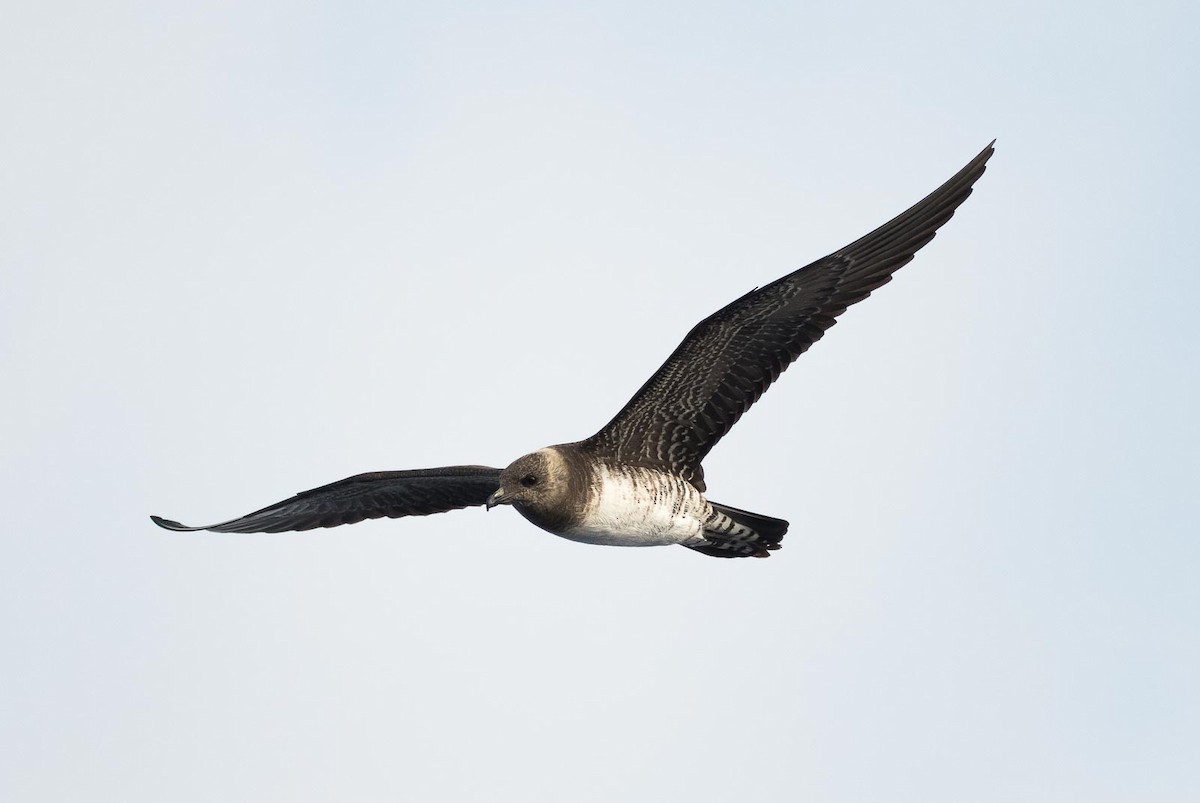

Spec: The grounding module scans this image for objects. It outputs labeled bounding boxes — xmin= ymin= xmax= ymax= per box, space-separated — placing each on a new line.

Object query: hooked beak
xmin=486 ymin=488 xmax=514 ymax=510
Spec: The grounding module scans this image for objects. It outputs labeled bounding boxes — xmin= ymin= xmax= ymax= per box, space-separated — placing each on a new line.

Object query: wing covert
xmin=151 ymin=465 xmax=502 ymax=533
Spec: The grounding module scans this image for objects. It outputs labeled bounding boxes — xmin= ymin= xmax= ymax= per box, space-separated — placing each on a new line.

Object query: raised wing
xmin=583 ymin=142 xmax=994 ymax=484
xmin=151 ymin=465 xmax=501 ymax=533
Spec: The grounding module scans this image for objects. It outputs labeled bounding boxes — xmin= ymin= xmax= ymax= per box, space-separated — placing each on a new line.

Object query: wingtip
xmin=150 ymin=514 xmax=199 ymax=532
xmin=972 ymin=139 xmax=996 ymax=163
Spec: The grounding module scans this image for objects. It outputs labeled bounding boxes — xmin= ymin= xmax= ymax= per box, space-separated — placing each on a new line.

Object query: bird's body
xmin=152 ymin=142 xmax=995 ymax=559
xmin=512 ymin=447 xmax=727 ymax=549
xmin=512 ymin=449 xmax=707 ymax=547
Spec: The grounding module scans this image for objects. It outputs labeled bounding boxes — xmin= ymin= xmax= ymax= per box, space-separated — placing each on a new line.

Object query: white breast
xmin=559 ymin=464 xmax=711 ymax=547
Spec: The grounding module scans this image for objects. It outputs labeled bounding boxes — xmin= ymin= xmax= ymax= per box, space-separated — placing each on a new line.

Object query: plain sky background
xmin=3 ymin=1 xmax=1197 ymax=801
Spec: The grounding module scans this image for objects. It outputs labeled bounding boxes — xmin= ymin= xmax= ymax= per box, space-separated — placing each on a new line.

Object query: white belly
xmin=559 ymin=465 xmax=711 ymax=547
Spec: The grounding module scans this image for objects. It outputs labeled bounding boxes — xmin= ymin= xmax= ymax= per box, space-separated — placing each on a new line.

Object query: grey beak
xmin=486 ymin=488 xmax=512 ymax=510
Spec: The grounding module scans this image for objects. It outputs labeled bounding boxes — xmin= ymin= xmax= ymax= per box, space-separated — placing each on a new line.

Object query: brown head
xmin=486 ymin=447 xmax=581 ymax=531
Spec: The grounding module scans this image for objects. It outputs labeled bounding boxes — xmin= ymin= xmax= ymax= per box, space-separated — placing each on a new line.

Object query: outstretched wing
xmin=151 ymin=465 xmax=502 ymax=533
xmin=584 ymin=142 xmax=994 ymax=484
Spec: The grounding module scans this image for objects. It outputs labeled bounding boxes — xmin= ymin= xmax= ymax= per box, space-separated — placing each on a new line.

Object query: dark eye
xmin=521 ymin=473 xmax=539 ymax=487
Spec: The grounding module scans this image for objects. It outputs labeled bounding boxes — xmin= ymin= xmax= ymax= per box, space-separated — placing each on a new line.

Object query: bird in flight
xmin=153 ymin=142 xmax=994 ymax=558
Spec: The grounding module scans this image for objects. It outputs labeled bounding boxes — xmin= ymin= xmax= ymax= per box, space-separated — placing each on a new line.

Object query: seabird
xmin=152 ymin=142 xmax=994 ymax=558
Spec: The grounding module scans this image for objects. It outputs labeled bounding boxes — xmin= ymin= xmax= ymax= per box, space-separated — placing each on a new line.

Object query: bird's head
xmin=487 ymin=448 xmax=572 ymax=514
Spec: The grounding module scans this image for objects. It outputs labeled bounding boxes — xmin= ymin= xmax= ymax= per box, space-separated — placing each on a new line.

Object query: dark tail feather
xmin=686 ymin=502 xmax=789 ymax=559
xmin=713 ymin=502 xmax=789 ymax=542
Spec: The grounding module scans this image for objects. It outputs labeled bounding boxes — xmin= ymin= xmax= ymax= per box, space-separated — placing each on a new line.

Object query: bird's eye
xmin=521 ymin=474 xmax=539 ymax=487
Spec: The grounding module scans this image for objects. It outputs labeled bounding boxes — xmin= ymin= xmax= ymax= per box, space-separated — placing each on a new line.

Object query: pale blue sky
xmin=2 ymin=1 xmax=1197 ymax=801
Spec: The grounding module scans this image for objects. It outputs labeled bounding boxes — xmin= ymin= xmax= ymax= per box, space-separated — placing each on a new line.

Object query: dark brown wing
xmin=150 ymin=465 xmax=501 ymax=533
xmin=583 ymin=142 xmax=994 ymax=483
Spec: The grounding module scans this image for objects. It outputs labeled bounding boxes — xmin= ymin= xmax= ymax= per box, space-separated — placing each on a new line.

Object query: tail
xmin=686 ymin=502 xmax=789 ymax=559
